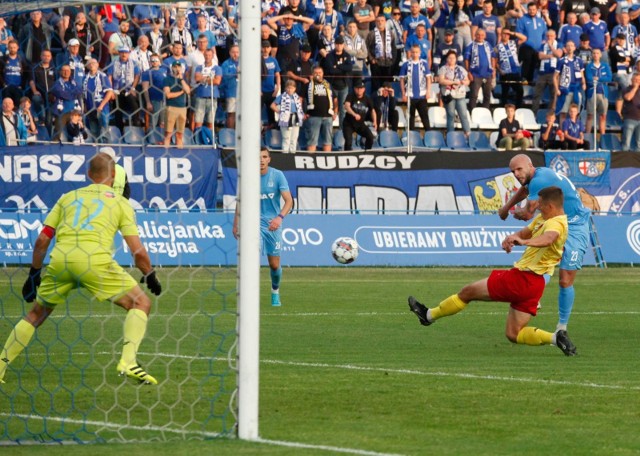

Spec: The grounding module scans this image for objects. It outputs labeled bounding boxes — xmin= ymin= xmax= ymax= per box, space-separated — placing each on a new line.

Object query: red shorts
xmin=487 ymin=268 xmax=545 ymax=316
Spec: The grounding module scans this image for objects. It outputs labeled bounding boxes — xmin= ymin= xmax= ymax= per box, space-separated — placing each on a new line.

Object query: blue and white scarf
xmin=496 ymin=40 xmax=521 ymax=74
xmin=469 ymin=41 xmax=492 ymax=74
xmin=278 ymin=92 xmax=304 ymax=127
xmin=374 ymin=28 xmax=393 ymax=60
xmin=112 ymin=59 xmax=136 ymax=91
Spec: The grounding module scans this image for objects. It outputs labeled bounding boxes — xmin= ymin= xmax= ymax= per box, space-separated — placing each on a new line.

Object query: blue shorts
xmin=261 ymin=226 xmax=282 ymax=257
xmin=560 ymin=221 xmax=589 ymax=270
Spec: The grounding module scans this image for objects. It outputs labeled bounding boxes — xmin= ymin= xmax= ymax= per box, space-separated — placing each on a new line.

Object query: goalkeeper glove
xmin=22 ymin=267 xmax=42 ymax=302
xmin=141 ymin=270 xmax=162 ymax=296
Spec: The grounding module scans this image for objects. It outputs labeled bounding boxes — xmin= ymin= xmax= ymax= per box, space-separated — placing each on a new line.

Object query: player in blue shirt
xmin=499 ymin=154 xmax=591 ymax=334
xmin=233 ymin=148 xmax=293 ymax=307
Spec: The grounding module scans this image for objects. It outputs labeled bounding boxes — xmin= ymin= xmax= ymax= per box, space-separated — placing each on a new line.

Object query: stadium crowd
xmin=0 ymin=0 xmax=640 ymax=151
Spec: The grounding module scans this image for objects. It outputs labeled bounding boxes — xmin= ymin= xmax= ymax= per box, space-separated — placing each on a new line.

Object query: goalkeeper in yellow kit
xmin=0 ymin=152 xmax=162 ymax=385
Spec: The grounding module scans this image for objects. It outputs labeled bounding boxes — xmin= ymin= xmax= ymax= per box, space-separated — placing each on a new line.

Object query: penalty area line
xmin=254 ymin=437 xmax=406 ymax=456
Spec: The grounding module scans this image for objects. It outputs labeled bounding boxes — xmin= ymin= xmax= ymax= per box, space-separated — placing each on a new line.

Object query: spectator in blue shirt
xmin=464 ymin=28 xmax=494 ymax=110
xmin=132 ymin=4 xmax=163 ymax=36
xmin=471 ymin=2 xmax=501 ymax=48
xmin=220 ymin=44 xmax=239 ymax=128
xmin=194 ymin=48 xmax=223 ymax=131
xmin=405 ymin=23 xmax=432 ymax=65
xmin=142 ymin=54 xmax=169 ymax=130
xmin=554 ymin=41 xmax=585 ymax=123
xmin=558 ymin=12 xmax=583 ymax=49
xmin=581 ymin=8 xmax=610 ymax=60
xmin=83 ymin=58 xmax=113 ymax=143
xmin=402 ymin=1 xmax=431 ymax=43
xmin=0 ymin=39 xmax=29 ymax=108
xmin=515 ymin=2 xmax=547 ymax=83
xmin=584 ymin=48 xmax=612 ymax=139
xmin=493 ymin=29 xmax=526 ymax=108
xmin=108 ymin=47 xmax=142 ymax=130
xmin=50 ymin=64 xmax=83 ymax=140
xmin=561 ymin=103 xmax=590 ymax=150
xmin=261 ymin=40 xmax=282 ymax=129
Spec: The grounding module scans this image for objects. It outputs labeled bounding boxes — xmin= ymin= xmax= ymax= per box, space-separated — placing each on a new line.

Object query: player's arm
xmin=498 ymin=185 xmax=529 ymax=220
xmin=514 ymin=229 xmax=559 ymax=248
xmin=502 ymin=226 xmax=532 ymax=253
xmin=22 ymin=226 xmax=55 ymax=302
xmin=513 ymin=198 xmax=539 ymax=221
xmin=124 ymin=234 xmax=162 ymax=295
xmin=268 ymin=190 xmax=293 ymax=231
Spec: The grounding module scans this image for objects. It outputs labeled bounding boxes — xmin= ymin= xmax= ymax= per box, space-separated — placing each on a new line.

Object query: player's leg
xmin=556 ymin=222 xmax=589 ymax=331
xmin=264 ymin=228 xmax=283 ymax=307
xmin=408 ymin=277 xmax=490 ymax=326
xmin=0 ymin=302 xmax=54 ymax=383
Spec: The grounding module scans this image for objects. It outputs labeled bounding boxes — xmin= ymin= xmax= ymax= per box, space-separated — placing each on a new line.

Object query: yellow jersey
xmin=514 ymin=213 xmax=568 ymax=276
xmin=44 ymin=183 xmax=139 ymax=264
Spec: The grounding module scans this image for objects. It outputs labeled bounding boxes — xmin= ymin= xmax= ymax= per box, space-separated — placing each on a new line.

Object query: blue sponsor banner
xmin=17 ymin=212 xmax=640 ymax=266
xmin=0 ymin=145 xmax=219 ymax=211
xmin=545 ymin=151 xmax=610 ymax=187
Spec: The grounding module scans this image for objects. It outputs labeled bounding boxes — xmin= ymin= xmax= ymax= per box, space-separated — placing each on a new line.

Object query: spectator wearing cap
xmin=267 ymin=13 xmax=313 ymax=70
xmin=305 ymin=66 xmax=337 ymax=152
xmin=400 ymin=44 xmax=432 ymax=130
xmin=585 ymin=48 xmax=612 ymax=139
xmin=0 ymin=39 xmax=29 ymax=108
xmin=83 ymin=58 xmax=113 ymax=143
xmin=433 ymin=28 xmax=462 ymax=73
xmin=108 ymin=46 xmax=142 ymax=130
xmin=29 ymin=49 xmax=55 ymax=128
xmin=343 ymin=21 xmax=368 ymax=78
xmin=142 ymin=53 xmax=169 ymax=130
xmin=271 ymin=79 xmax=305 ymax=153
xmin=577 ymin=33 xmax=593 ymax=66
xmin=558 ymin=12 xmax=583 ymax=49
xmin=61 ymin=38 xmax=85 ymax=87
xmin=261 ymin=40 xmax=282 ymax=129
xmin=163 ymin=60 xmax=191 ymax=147
xmin=169 ymin=14 xmax=195 ymax=55
xmin=343 ymin=79 xmax=377 ymax=150
xmin=63 ymin=12 xmax=95 ymax=59
xmin=17 ymin=10 xmax=53 ymax=64
xmin=108 ymin=20 xmax=133 ymax=62
xmin=285 ymin=43 xmax=313 ymax=97
xmin=366 ymin=15 xmax=396 ymax=93
xmin=0 ymin=97 xmax=28 ymax=146
xmin=493 ymin=28 xmax=526 ymax=108
xmin=373 ymin=82 xmax=399 ymax=131
xmin=353 ymin=0 xmax=376 ymax=40
xmin=322 ymin=35 xmax=354 ymax=127
xmin=582 ymin=8 xmax=610 ymax=60
xmin=470 ymin=1 xmax=501 ymax=49
xmin=194 ymin=48 xmax=222 ymax=131
xmin=532 ymin=29 xmax=563 ymax=113
xmin=220 ymin=44 xmax=240 ymax=128
xmin=515 ymin=2 xmax=547 ymax=84
xmin=51 ymin=64 xmax=83 ymax=141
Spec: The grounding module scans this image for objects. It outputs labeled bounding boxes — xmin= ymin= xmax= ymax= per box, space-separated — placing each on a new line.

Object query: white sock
xmin=551 ymin=332 xmax=557 ymax=346
xmin=426 ymin=309 xmax=433 ymax=323
xmin=556 ymin=323 xmax=567 ymax=331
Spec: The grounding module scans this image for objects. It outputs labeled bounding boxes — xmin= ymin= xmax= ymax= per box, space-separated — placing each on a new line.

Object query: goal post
xmin=236 ymin=0 xmax=262 ymax=442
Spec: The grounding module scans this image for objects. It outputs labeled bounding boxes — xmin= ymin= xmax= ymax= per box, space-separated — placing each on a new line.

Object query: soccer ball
xmin=331 ymin=237 xmax=359 ymax=264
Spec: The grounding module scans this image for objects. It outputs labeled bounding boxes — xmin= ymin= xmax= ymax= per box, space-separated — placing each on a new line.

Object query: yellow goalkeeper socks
xmin=516 ymin=327 xmax=553 ymax=346
xmin=120 ymin=308 xmax=149 ymax=368
xmin=0 ymin=319 xmax=36 ymax=381
xmin=429 ymin=294 xmax=468 ymax=321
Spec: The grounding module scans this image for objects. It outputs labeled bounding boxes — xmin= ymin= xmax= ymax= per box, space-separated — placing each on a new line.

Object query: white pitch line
xmin=254 ymin=437 xmax=406 ymax=456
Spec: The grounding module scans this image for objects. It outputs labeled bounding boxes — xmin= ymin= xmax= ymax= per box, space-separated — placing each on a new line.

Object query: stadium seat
xmin=516 ymin=108 xmax=541 ymax=131
xmin=194 ymin=126 xmax=216 ymax=146
xmin=446 ymin=131 xmax=471 ymax=150
xmin=584 ymin=133 xmax=595 ymax=151
xmin=264 ymin=128 xmax=283 ymax=150
xmin=600 ymin=133 xmax=622 ymax=151
xmin=108 ymin=126 xmax=122 ymax=143
xmin=469 ymin=131 xmax=491 ymax=150
xmin=377 ymin=130 xmax=403 ymax=149
xmin=422 ymin=130 xmax=445 ymax=150
xmin=522 ymin=85 xmax=535 ymax=105
xmin=427 ymin=83 xmax=439 ymax=103
xmin=606 ymin=111 xmax=623 ymax=132
xmin=403 ymin=129 xmax=423 ymax=147
xmin=489 ymin=131 xmax=502 ymax=150
xmin=146 ymin=127 xmax=164 ymax=145
xmin=395 ymin=106 xmax=406 ymax=129
xmin=36 ymin=125 xmax=50 ymax=141
xmin=332 ymin=130 xmax=345 ymax=151
xmin=182 ymin=128 xmax=194 ymax=146
xmin=428 ymin=106 xmax=447 ymax=129
xmin=217 ymin=127 xmax=236 ymax=148
xmin=492 ymin=107 xmax=507 ymax=126
xmin=535 ymin=108 xmax=548 ymax=126
xmin=471 ymin=107 xmax=498 ymax=130
xmin=123 ymin=126 xmax=145 ymax=145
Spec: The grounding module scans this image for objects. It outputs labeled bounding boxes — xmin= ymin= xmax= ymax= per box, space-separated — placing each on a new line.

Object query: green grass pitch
xmin=1 ymin=267 xmax=639 ymax=456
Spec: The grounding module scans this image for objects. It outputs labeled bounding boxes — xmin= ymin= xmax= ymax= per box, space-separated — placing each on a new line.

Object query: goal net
xmin=0 ymin=0 xmax=257 ymax=443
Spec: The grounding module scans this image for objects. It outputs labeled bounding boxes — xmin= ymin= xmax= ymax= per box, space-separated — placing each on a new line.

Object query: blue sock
xmin=270 ymin=267 xmax=282 ymax=291
xmin=558 ymin=286 xmax=575 ymax=326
